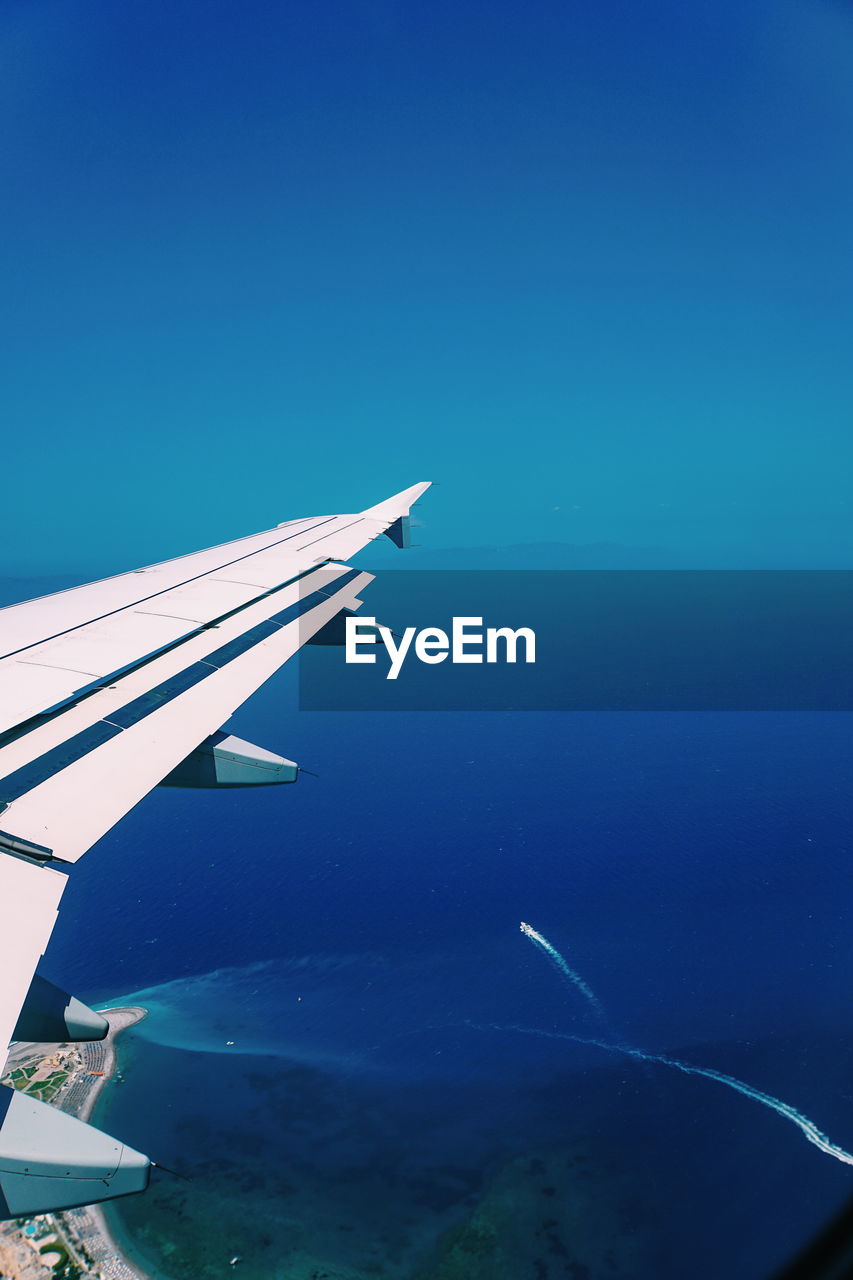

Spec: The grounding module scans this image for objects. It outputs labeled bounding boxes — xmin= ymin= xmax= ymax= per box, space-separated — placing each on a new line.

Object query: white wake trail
xmin=520 ymin=921 xmax=608 ymax=1024
xmin=482 ymin=1022 xmax=853 ymax=1169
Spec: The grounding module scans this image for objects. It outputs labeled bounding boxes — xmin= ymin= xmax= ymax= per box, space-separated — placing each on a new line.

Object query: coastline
xmin=76 ymin=1006 xmax=148 ymax=1123
xmin=1 ymin=1005 xmax=157 ymax=1280
xmin=61 ymin=1006 xmax=154 ymax=1280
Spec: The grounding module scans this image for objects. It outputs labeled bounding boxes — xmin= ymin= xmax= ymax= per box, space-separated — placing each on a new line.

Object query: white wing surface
xmin=0 ymin=859 xmax=66 ymax=1065
xmin=0 ymin=481 xmax=429 ymax=1076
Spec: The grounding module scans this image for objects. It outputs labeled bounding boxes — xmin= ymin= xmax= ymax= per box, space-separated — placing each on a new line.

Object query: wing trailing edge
xmin=0 ymin=481 xmax=432 ymax=1218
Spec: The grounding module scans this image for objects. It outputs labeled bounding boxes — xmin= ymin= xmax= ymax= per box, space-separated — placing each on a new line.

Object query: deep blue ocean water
xmin=70 ymin=700 xmax=853 ymax=1277
xmin=5 ymin=0 xmax=853 ymax=1270
xmin=6 ymin=578 xmax=853 ymax=1277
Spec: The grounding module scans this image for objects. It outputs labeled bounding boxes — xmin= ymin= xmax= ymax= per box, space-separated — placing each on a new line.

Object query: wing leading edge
xmin=0 ymin=480 xmax=430 ymax=1215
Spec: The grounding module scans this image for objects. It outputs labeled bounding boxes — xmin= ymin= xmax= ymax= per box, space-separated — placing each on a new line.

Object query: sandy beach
xmin=1 ymin=1005 xmax=156 ymax=1280
xmin=62 ymin=1007 xmax=153 ymax=1280
xmin=77 ymin=1007 xmax=148 ymax=1122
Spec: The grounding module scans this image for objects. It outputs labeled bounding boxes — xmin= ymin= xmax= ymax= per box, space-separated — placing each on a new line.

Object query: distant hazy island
xmin=0 ymin=1007 xmax=151 ymax=1280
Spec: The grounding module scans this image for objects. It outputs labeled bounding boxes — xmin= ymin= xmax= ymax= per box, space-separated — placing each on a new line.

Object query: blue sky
xmin=2 ymin=0 xmax=852 ymax=572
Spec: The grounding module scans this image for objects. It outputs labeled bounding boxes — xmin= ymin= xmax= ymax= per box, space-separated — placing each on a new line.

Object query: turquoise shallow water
xmin=97 ymin=978 xmax=649 ymax=1279
xmin=52 ymin=699 xmax=853 ymax=1279
xmin=94 ymin=935 xmax=853 ymax=1280
xmin=5 ymin=0 xmax=853 ymax=1268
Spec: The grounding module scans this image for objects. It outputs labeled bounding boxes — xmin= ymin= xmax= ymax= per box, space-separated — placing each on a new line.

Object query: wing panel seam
xmin=0 ymin=570 xmax=365 ymax=807
xmin=0 ymin=562 xmax=334 ymax=750
xmin=0 ymin=516 xmax=339 ymax=663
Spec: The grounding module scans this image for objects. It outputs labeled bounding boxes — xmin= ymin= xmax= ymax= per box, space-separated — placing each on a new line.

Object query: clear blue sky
xmin=2 ymin=0 xmax=852 ymax=572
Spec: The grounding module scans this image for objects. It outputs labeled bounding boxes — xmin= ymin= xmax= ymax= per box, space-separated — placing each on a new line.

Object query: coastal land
xmin=0 ymin=1007 xmax=152 ymax=1280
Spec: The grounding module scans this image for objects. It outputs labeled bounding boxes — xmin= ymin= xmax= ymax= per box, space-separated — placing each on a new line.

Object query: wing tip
xmin=360 ymin=482 xmax=432 ymax=522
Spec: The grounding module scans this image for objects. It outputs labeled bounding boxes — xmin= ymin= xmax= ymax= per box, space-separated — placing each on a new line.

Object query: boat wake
xmin=515 ymin=922 xmax=853 ymax=1170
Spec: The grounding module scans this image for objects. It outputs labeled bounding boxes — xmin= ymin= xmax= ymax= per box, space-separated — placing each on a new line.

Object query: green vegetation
xmin=37 ymin=1071 xmax=69 ymax=1101
xmin=2 ymin=1064 xmax=69 ymax=1104
xmin=7 ymin=1064 xmax=38 ymax=1087
xmin=39 ymin=1237 xmax=82 ymax=1278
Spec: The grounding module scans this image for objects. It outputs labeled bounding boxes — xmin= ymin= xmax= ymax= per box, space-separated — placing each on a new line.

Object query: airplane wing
xmin=0 ymin=481 xmax=429 ymax=1215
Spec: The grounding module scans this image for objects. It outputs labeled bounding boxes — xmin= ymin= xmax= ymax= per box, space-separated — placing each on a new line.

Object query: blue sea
xmin=7 ymin=578 xmax=853 ymax=1278
xmin=5 ymin=0 xmax=853 ymax=1271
